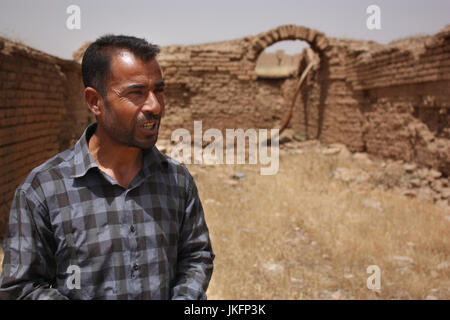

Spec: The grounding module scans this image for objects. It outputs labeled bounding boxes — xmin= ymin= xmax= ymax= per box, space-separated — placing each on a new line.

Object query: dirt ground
xmin=186 ymin=140 xmax=450 ymax=300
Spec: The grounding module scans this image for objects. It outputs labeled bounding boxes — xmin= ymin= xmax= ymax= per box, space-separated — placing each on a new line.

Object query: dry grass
xmin=188 ymin=149 xmax=450 ymax=300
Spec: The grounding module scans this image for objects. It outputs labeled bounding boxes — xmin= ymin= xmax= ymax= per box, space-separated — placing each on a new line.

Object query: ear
xmin=85 ymin=87 xmax=103 ymax=117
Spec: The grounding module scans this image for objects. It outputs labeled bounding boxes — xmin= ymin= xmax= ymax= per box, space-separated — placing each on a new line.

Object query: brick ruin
xmin=1 ymin=24 xmax=449 ymax=235
xmin=0 ymin=38 xmax=95 ymax=234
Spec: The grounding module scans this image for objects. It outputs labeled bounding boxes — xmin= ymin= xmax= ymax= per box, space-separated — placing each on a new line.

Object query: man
xmin=0 ymin=35 xmax=214 ymax=299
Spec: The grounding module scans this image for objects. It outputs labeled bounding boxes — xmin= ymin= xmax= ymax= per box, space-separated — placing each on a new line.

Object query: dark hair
xmin=81 ymin=34 xmax=160 ymax=97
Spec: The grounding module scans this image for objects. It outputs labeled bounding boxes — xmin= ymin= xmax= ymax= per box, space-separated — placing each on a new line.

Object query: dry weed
xmin=189 ymin=150 xmax=450 ymax=300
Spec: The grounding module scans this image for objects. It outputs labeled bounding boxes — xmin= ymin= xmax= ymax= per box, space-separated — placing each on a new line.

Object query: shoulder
xmin=153 ymin=147 xmax=196 ymax=191
xmin=16 ymin=148 xmax=75 ymax=200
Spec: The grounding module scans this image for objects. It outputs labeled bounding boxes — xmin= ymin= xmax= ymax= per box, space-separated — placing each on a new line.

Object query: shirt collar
xmin=70 ymin=122 xmax=168 ymax=179
xmin=70 ymin=123 xmax=98 ymax=178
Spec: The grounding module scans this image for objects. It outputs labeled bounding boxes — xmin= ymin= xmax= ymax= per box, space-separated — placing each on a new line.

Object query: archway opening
xmin=255 ymin=40 xmax=313 ymax=79
xmin=253 ymin=40 xmax=321 ymax=140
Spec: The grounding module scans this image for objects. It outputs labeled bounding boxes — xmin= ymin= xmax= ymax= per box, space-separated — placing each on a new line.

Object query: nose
xmin=142 ymin=91 xmax=162 ymax=115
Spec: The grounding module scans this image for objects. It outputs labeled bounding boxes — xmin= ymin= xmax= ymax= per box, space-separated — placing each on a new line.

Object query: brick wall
xmin=154 ymin=25 xmax=330 ymax=140
xmin=0 ymin=38 xmax=94 ymax=236
xmin=345 ymin=26 xmax=450 ymax=174
xmin=155 ymin=25 xmax=449 ymax=175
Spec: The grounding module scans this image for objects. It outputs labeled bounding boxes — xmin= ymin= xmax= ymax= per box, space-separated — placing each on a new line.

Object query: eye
xmin=129 ymin=90 xmax=144 ymax=95
xmin=154 ymin=88 xmax=164 ymax=93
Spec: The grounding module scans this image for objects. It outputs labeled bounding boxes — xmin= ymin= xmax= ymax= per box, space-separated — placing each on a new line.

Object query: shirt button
xmin=133 ymin=264 xmax=140 ymax=271
xmin=130 ymin=225 xmax=135 ymax=233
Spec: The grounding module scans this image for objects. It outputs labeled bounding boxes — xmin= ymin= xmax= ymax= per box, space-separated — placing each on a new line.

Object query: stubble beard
xmin=102 ymin=99 xmax=160 ymax=150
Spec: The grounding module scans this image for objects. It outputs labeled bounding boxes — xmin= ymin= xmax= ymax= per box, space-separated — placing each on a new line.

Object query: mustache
xmin=136 ymin=114 xmax=161 ymax=123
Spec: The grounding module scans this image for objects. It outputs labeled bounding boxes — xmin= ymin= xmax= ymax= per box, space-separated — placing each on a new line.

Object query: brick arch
xmin=245 ymin=25 xmax=329 ymax=62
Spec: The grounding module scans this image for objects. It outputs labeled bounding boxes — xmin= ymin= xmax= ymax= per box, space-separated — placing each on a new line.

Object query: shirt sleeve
xmin=171 ymin=173 xmax=215 ymax=300
xmin=0 ymin=188 xmax=68 ymax=300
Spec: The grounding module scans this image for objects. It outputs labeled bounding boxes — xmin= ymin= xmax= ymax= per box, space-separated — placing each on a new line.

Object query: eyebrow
xmin=120 ymin=81 xmax=165 ymax=94
xmin=122 ymin=84 xmax=147 ymax=92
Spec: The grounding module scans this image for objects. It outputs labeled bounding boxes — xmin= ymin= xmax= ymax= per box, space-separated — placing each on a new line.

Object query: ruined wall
xmin=155 ymin=25 xmax=330 ymax=142
xmin=0 ymin=38 xmax=94 ymax=235
xmin=346 ymin=26 xmax=450 ymax=175
xmin=155 ymin=24 xmax=449 ymax=175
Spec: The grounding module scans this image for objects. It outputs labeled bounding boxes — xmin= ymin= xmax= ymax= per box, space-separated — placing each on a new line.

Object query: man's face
xmin=99 ymin=49 xmax=165 ymax=149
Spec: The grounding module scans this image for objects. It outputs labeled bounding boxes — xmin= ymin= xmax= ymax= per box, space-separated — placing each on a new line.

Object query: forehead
xmin=108 ymin=49 xmax=162 ymax=87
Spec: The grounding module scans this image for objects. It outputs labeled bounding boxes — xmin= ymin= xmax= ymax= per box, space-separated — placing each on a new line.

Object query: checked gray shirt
xmin=0 ymin=123 xmax=214 ymax=300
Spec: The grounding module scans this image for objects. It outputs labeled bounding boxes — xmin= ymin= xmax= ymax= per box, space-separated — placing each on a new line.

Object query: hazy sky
xmin=0 ymin=0 xmax=449 ymax=59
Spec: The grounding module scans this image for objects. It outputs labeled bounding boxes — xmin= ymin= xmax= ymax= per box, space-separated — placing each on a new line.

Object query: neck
xmin=88 ymin=126 xmax=143 ymax=188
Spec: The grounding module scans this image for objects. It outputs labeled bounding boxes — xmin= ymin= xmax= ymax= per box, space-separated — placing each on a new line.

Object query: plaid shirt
xmin=0 ymin=123 xmax=214 ymax=300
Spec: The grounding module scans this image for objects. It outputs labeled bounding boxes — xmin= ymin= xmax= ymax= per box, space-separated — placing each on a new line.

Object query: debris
xmin=437 ymin=261 xmax=450 ymax=270
xmin=417 ymin=187 xmax=434 ymax=201
xmin=441 ymin=187 xmax=450 ymax=199
xmin=437 ymin=201 xmax=450 ymax=209
xmin=402 ymin=190 xmax=417 ymax=198
xmin=337 ymin=145 xmax=352 ymax=160
xmin=290 ymin=277 xmax=303 ymax=285
xmin=429 ymin=169 xmax=442 ymax=179
xmin=408 ymin=179 xmax=422 ymax=188
xmin=392 ymin=255 xmax=415 ymax=265
xmin=279 ymin=129 xmax=294 ymax=144
xmin=322 ymin=147 xmax=341 ymax=155
xmin=261 ymin=263 xmax=284 ymax=276
xmin=362 ymin=198 xmax=382 ymax=212
xmin=240 ymin=226 xmax=256 ymax=234
xmin=353 ymin=152 xmax=373 ymax=164
xmin=203 ymin=198 xmax=222 ymax=205
xmin=404 ymin=163 xmax=417 ymax=173
xmin=332 ymin=167 xmax=370 ymax=184
xmin=232 ymin=172 xmax=245 ymax=180
xmin=293 ymin=133 xmax=306 ymax=142
xmin=225 ymin=179 xmax=239 ymax=186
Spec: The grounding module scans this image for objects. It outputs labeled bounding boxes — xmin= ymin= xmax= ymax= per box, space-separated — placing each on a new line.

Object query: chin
xmin=136 ymin=135 xmax=158 ymax=150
